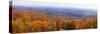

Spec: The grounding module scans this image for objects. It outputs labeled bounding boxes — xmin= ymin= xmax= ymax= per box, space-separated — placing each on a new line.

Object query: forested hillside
xmin=11 ymin=8 xmax=97 ymax=33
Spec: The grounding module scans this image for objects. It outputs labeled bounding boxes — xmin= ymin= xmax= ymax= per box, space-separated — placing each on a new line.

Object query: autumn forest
xmin=10 ymin=2 xmax=97 ymax=33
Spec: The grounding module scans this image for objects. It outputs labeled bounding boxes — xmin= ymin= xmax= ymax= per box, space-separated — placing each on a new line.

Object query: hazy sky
xmin=12 ymin=0 xmax=96 ymax=9
xmin=12 ymin=0 xmax=96 ymax=5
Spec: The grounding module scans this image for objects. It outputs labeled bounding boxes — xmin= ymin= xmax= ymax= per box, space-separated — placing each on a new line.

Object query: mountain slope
xmin=13 ymin=5 xmax=97 ymax=18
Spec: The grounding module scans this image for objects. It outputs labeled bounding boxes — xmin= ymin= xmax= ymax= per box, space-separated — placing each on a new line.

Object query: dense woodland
xmin=11 ymin=8 xmax=97 ymax=33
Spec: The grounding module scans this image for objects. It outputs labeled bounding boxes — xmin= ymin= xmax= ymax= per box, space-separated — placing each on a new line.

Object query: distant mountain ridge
xmin=12 ymin=5 xmax=97 ymax=18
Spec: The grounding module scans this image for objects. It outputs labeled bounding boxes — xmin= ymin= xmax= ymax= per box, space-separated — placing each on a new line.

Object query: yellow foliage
xmin=11 ymin=8 xmax=97 ymax=33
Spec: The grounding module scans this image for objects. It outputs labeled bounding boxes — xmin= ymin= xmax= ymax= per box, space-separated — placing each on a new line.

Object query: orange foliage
xmin=11 ymin=8 xmax=97 ymax=33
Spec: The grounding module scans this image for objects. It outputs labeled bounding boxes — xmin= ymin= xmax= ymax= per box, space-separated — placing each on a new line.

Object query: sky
xmin=12 ymin=0 xmax=96 ymax=5
xmin=12 ymin=0 xmax=96 ymax=9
